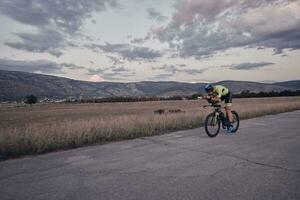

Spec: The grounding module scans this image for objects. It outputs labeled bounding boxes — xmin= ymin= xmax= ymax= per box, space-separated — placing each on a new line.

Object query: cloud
xmin=0 ymin=0 xmax=119 ymax=56
xmin=130 ymin=33 xmax=152 ymax=44
xmin=107 ymin=56 xmax=125 ymax=65
xmin=85 ymin=42 xmax=162 ymax=61
xmin=172 ymin=0 xmax=236 ymax=25
xmin=5 ymin=29 xmax=64 ymax=57
xmin=172 ymin=0 xmax=297 ymax=25
xmin=152 ymin=65 xmax=177 ymax=74
xmin=111 ymin=66 xmax=130 ymax=72
xmin=228 ymin=62 xmax=275 ymax=70
xmin=151 ymin=0 xmax=300 ymax=58
xmin=181 ymin=68 xmax=208 ymax=75
xmin=86 ymin=68 xmax=108 ymax=75
xmin=151 ymin=73 xmax=174 ymax=81
xmin=152 ymin=64 xmax=207 ymax=75
xmin=0 ymin=0 xmax=119 ymax=33
xmin=0 ymin=58 xmax=84 ymax=74
xmin=60 ymin=63 xmax=85 ymax=70
xmin=146 ymin=7 xmax=168 ymax=22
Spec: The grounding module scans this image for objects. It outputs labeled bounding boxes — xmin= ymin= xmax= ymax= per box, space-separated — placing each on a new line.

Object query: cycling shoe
xmin=226 ymin=125 xmax=234 ymax=134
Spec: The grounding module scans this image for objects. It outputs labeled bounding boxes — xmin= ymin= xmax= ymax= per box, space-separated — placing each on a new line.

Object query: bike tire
xmin=205 ymin=112 xmax=221 ymax=137
xmin=231 ymin=110 xmax=240 ymax=133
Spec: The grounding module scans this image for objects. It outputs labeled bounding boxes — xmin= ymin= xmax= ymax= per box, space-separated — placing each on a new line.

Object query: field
xmin=1 ymin=96 xmax=300 ymax=159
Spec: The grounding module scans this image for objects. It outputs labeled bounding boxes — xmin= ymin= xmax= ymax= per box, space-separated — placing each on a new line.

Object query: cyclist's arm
xmin=209 ymin=91 xmax=221 ymax=102
xmin=203 ymin=94 xmax=219 ymax=104
xmin=211 ymin=96 xmax=220 ymax=103
xmin=203 ymin=95 xmax=211 ymax=100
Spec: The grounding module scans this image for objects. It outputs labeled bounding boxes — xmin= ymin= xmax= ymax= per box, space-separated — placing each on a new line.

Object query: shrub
xmin=169 ymin=109 xmax=184 ymax=113
xmin=154 ymin=109 xmax=165 ymax=114
xmin=25 ymin=95 xmax=38 ymax=105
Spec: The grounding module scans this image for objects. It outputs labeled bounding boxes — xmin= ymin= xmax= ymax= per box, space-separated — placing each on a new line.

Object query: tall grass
xmin=0 ymin=113 xmax=204 ymax=157
xmin=1 ymin=97 xmax=300 ymax=159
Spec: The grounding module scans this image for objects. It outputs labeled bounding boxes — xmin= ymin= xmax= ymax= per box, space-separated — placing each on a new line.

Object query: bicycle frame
xmin=203 ymin=103 xmax=240 ymax=137
xmin=204 ymin=104 xmax=228 ymax=127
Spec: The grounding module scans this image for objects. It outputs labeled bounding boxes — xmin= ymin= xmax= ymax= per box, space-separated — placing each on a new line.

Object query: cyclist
xmin=203 ymin=84 xmax=234 ymax=133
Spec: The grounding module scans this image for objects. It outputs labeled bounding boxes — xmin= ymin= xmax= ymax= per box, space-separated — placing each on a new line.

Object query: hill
xmin=0 ymin=70 xmax=299 ymax=101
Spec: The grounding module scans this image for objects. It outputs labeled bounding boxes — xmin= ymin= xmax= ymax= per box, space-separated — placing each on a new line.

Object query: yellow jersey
xmin=213 ymin=85 xmax=229 ymax=98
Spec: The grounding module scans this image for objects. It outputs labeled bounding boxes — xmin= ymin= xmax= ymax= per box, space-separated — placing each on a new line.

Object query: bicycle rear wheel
xmin=231 ymin=111 xmax=240 ymax=133
xmin=204 ymin=112 xmax=221 ymax=137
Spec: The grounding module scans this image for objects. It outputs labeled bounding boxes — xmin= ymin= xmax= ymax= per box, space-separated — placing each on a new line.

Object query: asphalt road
xmin=1 ymin=111 xmax=300 ymax=200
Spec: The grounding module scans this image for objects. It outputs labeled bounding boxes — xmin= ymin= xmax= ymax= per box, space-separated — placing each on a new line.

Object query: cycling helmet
xmin=204 ymin=84 xmax=213 ymax=93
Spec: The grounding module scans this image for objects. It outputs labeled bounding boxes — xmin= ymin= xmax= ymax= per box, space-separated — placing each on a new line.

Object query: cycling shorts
xmin=221 ymin=91 xmax=232 ymax=107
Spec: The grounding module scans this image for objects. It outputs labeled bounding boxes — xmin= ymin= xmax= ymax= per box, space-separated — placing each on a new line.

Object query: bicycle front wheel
xmin=204 ymin=112 xmax=221 ymax=137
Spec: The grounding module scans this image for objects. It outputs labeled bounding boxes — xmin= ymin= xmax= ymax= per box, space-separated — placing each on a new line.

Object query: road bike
xmin=203 ymin=104 xmax=240 ymax=137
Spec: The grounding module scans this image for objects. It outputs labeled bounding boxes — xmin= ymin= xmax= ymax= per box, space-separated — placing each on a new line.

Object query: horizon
xmin=1 ymin=69 xmax=299 ymax=84
xmin=0 ymin=0 xmax=299 ymax=83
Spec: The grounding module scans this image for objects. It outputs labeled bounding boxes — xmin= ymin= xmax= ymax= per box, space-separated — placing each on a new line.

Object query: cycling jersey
xmin=213 ymin=85 xmax=229 ymax=98
xmin=213 ymin=85 xmax=232 ymax=107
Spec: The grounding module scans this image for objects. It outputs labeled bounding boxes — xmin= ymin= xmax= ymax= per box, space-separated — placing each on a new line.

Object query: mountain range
xmin=1 ymin=70 xmax=300 ymax=101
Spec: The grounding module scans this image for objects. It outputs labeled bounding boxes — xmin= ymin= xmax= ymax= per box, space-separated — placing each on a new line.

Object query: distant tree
xmin=188 ymin=93 xmax=202 ymax=100
xmin=241 ymin=90 xmax=250 ymax=95
xmin=25 ymin=95 xmax=38 ymax=106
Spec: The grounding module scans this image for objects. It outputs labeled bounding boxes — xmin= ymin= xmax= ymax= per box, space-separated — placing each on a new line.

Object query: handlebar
xmin=198 ymin=96 xmax=220 ymax=108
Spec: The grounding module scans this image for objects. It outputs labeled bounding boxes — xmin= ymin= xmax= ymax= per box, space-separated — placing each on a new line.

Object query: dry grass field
xmin=1 ymin=96 xmax=300 ymax=159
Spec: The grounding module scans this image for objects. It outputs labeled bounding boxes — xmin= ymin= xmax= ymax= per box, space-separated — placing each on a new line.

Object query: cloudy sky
xmin=0 ymin=0 xmax=299 ymax=83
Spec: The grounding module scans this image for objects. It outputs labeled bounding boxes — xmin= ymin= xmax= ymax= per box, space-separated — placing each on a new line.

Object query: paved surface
xmin=1 ymin=111 xmax=300 ymax=200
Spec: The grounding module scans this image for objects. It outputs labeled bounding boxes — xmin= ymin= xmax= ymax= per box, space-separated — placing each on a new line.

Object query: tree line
xmin=22 ymin=90 xmax=300 ymax=105
xmin=65 ymin=96 xmax=184 ymax=103
xmin=67 ymin=90 xmax=300 ymax=103
xmin=233 ymin=90 xmax=300 ymax=98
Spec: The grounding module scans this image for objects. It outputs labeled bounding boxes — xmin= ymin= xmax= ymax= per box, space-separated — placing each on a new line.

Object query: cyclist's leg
xmin=224 ymin=93 xmax=234 ymax=133
xmin=224 ymin=92 xmax=233 ymax=123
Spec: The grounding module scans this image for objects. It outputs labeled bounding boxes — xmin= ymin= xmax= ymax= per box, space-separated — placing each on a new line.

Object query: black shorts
xmin=221 ymin=91 xmax=232 ymax=106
